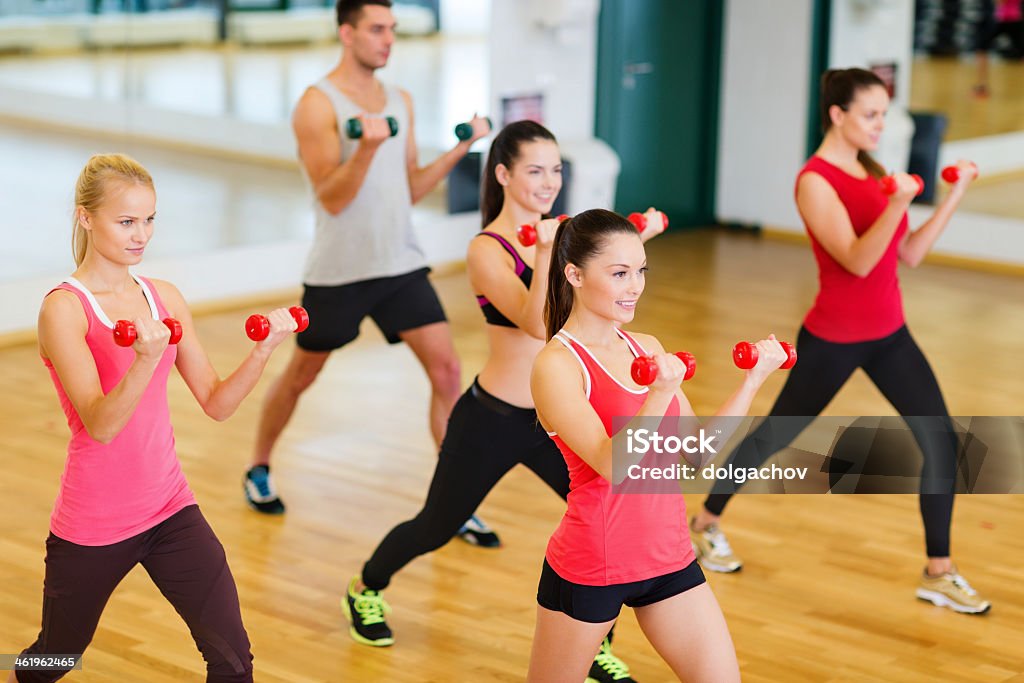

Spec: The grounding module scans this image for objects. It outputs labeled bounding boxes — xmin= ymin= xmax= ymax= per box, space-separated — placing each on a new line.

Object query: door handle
xmin=622 ymin=61 xmax=654 ymax=89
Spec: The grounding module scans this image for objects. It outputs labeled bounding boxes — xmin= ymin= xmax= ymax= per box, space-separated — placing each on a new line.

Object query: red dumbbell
xmin=631 ymin=351 xmax=696 ymax=386
xmin=941 ymin=162 xmax=978 ymax=184
xmin=626 ymin=211 xmax=669 ymax=233
xmin=516 ymin=214 xmax=569 ymax=247
xmin=879 ymin=174 xmax=924 ymax=197
xmin=732 ymin=341 xmax=797 ymax=370
xmin=113 ymin=318 xmax=182 ymax=347
xmin=245 ymin=306 xmax=310 ymax=341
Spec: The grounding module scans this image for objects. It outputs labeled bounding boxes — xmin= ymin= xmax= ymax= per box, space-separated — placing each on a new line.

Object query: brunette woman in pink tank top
xmin=9 ymin=154 xmax=297 ymax=683
xmin=527 ymin=209 xmax=787 ymax=682
xmin=692 ymin=68 xmax=990 ymax=615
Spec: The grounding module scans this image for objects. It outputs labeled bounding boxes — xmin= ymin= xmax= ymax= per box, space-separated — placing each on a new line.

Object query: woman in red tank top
xmin=527 ymin=209 xmax=787 ymax=682
xmin=692 ymin=68 xmax=991 ymax=616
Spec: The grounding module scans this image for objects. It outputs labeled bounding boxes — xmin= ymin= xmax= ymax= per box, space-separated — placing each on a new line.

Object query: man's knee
xmin=283 ymin=352 xmax=329 ymax=395
xmin=426 ymin=353 xmax=461 ymax=398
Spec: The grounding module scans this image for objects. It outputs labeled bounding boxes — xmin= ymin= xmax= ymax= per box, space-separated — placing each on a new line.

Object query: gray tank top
xmin=301 ymin=78 xmax=426 ymax=286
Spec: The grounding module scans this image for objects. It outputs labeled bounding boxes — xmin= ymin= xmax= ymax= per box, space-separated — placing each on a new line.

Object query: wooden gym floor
xmin=1 ymin=230 xmax=1022 ymax=682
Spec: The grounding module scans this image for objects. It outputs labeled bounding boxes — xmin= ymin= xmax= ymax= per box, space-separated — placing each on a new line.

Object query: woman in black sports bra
xmin=343 ymin=122 xmax=664 ymax=679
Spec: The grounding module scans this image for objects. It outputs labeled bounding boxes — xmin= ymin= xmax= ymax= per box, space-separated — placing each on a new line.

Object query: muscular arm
xmin=293 ymin=87 xmax=379 ymax=216
xmin=403 ymin=90 xmax=483 ymax=204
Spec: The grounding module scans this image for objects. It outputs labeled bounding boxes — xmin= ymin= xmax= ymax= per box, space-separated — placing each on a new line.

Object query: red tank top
xmin=545 ymin=329 xmax=694 ymax=586
xmin=798 ymin=156 xmax=907 ymax=343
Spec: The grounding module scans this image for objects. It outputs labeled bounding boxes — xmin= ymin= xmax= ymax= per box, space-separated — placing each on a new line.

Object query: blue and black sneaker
xmin=244 ymin=465 xmax=285 ymax=515
xmin=455 ymin=513 xmax=501 ymax=548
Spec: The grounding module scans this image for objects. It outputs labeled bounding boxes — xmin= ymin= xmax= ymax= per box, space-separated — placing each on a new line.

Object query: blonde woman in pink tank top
xmin=8 ymin=154 xmax=297 ymax=683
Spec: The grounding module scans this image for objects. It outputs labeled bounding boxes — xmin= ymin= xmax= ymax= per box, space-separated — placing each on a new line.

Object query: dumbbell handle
xmin=113 ymin=318 xmax=182 ymax=347
xmin=631 ymin=351 xmax=696 ymax=386
xmin=245 ymin=307 xmax=310 ymax=342
xmin=732 ymin=341 xmax=797 ymax=370
xmin=879 ymin=174 xmax=924 ymax=197
xmin=454 ymin=116 xmax=492 ymax=141
xmin=516 ymin=215 xmax=569 ymax=247
xmin=941 ymin=162 xmax=978 ymax=184
xmin=345 ymin=116 xmax=399 ymax=139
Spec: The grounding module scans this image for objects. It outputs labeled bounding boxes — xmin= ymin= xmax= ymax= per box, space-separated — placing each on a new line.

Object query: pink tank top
xmin=42 ymin=276 xmax=195 ymax=546
xmin=545 ymin=329 xmax=694 ymax=586
xmin=996 ymin=0 xmax=1022 ymax=22
xmin=798 ymin=155 xmax=908 ymax=343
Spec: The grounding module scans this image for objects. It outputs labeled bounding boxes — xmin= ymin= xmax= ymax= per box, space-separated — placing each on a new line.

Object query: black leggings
xmin=362 ymin=380 xmax=570 ymax=591
xmin=704 ymin=326 xmax=958 ymax=558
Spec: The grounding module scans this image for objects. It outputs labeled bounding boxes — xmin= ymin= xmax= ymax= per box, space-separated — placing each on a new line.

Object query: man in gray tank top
xmin=243 ymin=0 xmax=493 ymax=538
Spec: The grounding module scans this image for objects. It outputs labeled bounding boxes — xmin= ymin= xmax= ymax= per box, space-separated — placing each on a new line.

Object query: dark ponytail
xmin=820 ymin=68 xmax=887 ymax=178
xmin=480 ymin=120 xmax=557 ymax=228
xmin=544 ymin=209 xmax=639 ymax=339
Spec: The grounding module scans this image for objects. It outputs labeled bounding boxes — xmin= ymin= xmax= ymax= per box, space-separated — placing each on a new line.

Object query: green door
xmin=595 ymin=0 xmax=724 ymax=227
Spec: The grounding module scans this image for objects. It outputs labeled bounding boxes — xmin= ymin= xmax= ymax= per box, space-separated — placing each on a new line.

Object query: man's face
xmin=342 ymin=5 xmax=396 ymax=70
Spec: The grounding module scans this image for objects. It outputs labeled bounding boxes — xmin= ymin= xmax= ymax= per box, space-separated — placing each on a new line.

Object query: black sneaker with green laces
xmin=587 ymin=637 xmax=636 ymax=682
xmin=342 ymin=577 xmax=394 ymax=647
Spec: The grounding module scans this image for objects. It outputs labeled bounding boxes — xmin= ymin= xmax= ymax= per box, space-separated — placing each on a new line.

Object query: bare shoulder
xmin=293 ymin=87 xmax=335 ymax=128
xmin=796 ymin=171 xmax=835 ymax=201
xmin=533 ymin=337 xmax=579 ymax=376
xmin=39 ymin=288 xmax=84 ymax=323
xmin=466 ymin=231 xmax=511 ymax=265
xmin=38 ymin=288 xmax=86 ymax=356
xmin=147 ymin=278 xmax=185 ymax=305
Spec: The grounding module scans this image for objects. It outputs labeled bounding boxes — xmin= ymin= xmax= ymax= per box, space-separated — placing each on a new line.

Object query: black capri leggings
xmin=703 ymin=325 xmax=958 ymax=558
xmin=362 ymin=379 xmax=571 ymax=591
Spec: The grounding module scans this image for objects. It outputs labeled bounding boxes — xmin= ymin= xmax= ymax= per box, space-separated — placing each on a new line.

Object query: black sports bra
xmin=474 ymin=232 xmax=533 ymax=329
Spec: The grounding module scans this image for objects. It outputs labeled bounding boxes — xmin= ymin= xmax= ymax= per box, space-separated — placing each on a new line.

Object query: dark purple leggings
xmin=15 ymin=505 xmax=253 ymax=683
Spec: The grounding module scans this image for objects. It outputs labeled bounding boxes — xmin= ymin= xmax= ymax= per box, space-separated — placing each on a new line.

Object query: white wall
xmin=829 ymin=0 xmax=916 ymax=172
xmin=828 ymin=0 xmax=915 ymax=110
xmin=440 ymin=0 xmax=489 ymax=36
xmin=715 ymin=0 xmax=812 ymax=231
xmin=487 ymin=0 xmax=600 ymax=142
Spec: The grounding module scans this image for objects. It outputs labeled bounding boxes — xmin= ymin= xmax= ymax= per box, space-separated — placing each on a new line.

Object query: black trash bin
xmin=908 ymin=111 xmax=949 ymax=204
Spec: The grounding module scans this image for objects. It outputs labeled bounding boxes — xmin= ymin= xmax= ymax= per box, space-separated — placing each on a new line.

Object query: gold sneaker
xmin=916 ymin=568 xmax=991 ymax=614
xmin=690 ymin=518 xmax=742 ymax=573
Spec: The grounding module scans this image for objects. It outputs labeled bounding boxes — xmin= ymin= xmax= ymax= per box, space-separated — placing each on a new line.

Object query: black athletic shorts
xmin=298 ymin=267 xmax=447 ymax=350
xmin=537 ymin=558 xmax=706 ymax=623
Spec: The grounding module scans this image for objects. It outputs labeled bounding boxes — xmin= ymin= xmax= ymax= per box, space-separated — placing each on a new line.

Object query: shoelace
xmin=949 ymin=574 xmax=977 ymax=596
xmin=464 ymin=514 xmax=492 ymax=533
xmin=706 ymin=526 xmax=734 ymax=556
xmin=248 ymin=470 xmax=273 ymax=498
xmin=594 ymin=643 xmax=631 ymax=680
xmin=354 ymin=591 xmax=390 ymax=626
